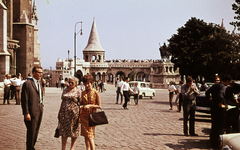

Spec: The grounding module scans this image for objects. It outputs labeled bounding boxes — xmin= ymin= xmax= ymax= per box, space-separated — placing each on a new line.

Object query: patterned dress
xmin=59 ymin=87 xmax=81 ymax=137
xmin=80 ymin=88 xmax=98 ymax=138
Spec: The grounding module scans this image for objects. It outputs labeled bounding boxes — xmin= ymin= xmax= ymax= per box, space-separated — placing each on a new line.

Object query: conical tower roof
xmin=83 ymin=19 xmax=105 ymax=52
xmin=220 ymin=19 xmax=225 ymax=29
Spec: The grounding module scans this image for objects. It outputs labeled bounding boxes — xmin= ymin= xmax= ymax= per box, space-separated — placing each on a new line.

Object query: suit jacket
xmin=21 ymin=78 xmax=43 ymax=118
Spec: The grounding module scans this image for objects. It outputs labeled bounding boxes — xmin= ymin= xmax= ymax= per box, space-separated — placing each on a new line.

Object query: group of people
xmin=20 ymin=65 xmax=101 ymax=150
xmin=3 ymin=73 xmax=27 ymax=105
xmin=3 ymin=73 xmax=46 ymax=106
xmin=115 ymin=77 xmax=139 ymax=110
xmin=92 ymin=80 xmax=106 ymax=93
xmin=169 ymin=75 xmax=240 ymax=149
xmin=58 ymin=74 xmax=101 ymax=150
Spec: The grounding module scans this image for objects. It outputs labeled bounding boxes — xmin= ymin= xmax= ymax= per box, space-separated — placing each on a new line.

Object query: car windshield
xmin=129 ymin=83 xmax=134 ymax=87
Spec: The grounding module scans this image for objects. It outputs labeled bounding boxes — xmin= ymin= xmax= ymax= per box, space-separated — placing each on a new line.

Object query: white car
xmin=129 ymin=81 xmax=156 ymax=99
xmin=219 ymin=133 xmax=240 ymax=150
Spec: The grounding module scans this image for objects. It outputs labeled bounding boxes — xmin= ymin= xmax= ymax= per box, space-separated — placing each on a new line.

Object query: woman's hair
xmin=82 ymin=74 xmax=94 ymax=84
xmin=68 ymin=76 xmax=79 ymax=84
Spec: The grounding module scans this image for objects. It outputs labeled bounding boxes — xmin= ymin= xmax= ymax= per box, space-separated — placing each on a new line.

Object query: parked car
xmin=219 ymin=133 xmax=240 ymax=150
xmin=195 ymin=92 xmax=212 ymax=113
xmin=129 ymin=81 xmax=156 ymax=99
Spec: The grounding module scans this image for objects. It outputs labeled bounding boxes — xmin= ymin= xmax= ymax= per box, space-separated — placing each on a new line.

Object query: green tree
xmin=168 ymin=17 xmax=240 ymax=81
xmin=230 ymin=0 xmax=240 ymax=31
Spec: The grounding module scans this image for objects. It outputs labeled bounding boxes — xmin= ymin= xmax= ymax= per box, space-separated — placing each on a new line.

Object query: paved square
xmin=0 ymin=85 xmax=213 ymax=150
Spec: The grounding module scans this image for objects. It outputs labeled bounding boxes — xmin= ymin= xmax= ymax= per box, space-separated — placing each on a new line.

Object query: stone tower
xmin=83 ymin=19 xmax=105 ymax=63
xmin=32 ymin=0 xmax=41 ymax=65
xmin=83 ymin=19 xmax=108 ymax=81
xmin=13 ymin=0 xmax=35 ymax=77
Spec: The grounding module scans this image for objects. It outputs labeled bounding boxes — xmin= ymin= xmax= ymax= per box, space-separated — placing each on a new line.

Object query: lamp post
xmin=74 ymin=21 xmax=83 ymax=76
xmin=68 ymin=50 xmax=70 ymax=70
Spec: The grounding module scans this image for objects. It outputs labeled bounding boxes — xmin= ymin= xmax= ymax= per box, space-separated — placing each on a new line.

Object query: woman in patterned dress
xmin=58 ymin=76 xmax=81 ymax=150
xmin=80 ymin=74 xmax=101 ymax=150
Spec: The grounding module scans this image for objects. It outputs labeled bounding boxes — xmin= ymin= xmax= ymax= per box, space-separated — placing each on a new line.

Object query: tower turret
xmin=83 ymin=18 xmax=105 ymax=63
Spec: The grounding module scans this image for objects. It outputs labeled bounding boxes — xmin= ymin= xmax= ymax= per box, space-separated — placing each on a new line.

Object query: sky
xmin=36 ymin=0 xmax=237 ymax=69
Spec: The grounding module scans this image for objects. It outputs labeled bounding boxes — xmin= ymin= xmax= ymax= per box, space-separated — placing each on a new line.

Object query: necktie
xmin=37 ymin=81 xmax=42 ymax=103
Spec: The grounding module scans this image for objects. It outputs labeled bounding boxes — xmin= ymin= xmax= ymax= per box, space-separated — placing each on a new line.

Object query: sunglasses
xmin=69 ymin=81 xmax=75 ymax=84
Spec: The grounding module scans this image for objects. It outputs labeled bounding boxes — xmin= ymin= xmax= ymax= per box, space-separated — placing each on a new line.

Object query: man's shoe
xmin=190 ymin=133 xmax=198 ymax=136
xmin=115 ymin=102 xmax=118 ymax=104
xmin=184 ymin=133 xmax=189 ymax=136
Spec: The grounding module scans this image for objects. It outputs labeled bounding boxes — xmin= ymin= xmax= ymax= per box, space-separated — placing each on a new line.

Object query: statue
xmin=159 ymin=43 xmax=170 ymax=60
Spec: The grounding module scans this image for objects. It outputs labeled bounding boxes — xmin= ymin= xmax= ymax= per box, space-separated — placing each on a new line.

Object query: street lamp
xmin=68 ymin=50 xmax=70 ymax=70
xmin=74 ymin=21 xmax=83 ymax=75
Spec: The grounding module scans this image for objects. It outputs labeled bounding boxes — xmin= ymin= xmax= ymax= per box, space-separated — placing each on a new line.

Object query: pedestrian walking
xmin=175 ymin=81 xmax=183 ymax=112
xmin=181 ymin=76 xmax=199 ymax=136
xmin=168 ymin=81 xmax=176 ymax=110
xmin=79 ymin=74 xmax=101 ymax=150
xmin=61 ymin=78 xmax=65 ymax=90
xmin=205 ymin=75 xmax=232 ymax=148
xmin=133 ymin=82 xmax=140 ymax=106
xmin=56 ymin=80 xmax=59 ymax=88
xmin=41 ymin=78 xmax=46 ymax=96
xmin=115 ymin=77 xmax=123 ymax=104
xmin=11 ymin=74 xmax=22 ymax=105
xmin=3 ymin=74 xmax=12 ymax=104
xmin=121 ymin=77 xmax=135 ymax=110
xmin=58 ymin=76 xmax=81 ymax=150
xmin=21 ymin=65 xmax=44 ymax=150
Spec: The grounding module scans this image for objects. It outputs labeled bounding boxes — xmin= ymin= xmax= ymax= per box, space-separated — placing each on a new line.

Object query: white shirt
xmin=116 ymin=80 xmax=124 ymax=90
xmin=61 ymin=80 xmax=65 ymax=84
xmin=168 ymin=85 xmax=176 ymax=92
xmin=133 ymin=86 xmax=140 ymax=94
xmin=4 ymin=79 xmax=11 ymax=87
xmin=10 ymin=78 xmax=21 ymax=86
xmin=121 ymin=82 xmax=134 ymax=93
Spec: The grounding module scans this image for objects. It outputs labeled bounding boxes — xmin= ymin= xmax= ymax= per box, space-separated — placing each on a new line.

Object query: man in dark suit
xmin=206 ymin=75 xmax=232 ymax=149
xmin=21 ymin=65 xmax=43 ymax=150
xmin=181 ymin=76 xmax=200 ymax=136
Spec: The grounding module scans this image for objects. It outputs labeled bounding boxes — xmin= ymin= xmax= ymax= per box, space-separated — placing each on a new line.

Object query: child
xmin=133 ymin=83 xmax=140 ymax=106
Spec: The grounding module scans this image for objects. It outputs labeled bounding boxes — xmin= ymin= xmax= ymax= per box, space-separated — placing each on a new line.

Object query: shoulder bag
xmin=89 ymin=108 xmax=108 ymax=127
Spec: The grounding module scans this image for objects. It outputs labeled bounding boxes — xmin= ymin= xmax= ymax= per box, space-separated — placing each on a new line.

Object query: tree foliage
xmin=230 ymin=0 xmax=240 ymax=31
xmin=167 ymin=17 xmax=240 ymax=81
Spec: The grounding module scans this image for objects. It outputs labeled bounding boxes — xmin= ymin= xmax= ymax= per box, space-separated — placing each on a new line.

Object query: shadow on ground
xmin=165 ymin=139 xmax=213 ymax=150
xmin=143 ymin=133 xmax=214 ymax=149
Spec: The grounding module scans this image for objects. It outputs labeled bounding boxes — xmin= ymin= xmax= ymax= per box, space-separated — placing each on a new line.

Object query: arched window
xmin=85 ymin=55 xmax=88 ymax=62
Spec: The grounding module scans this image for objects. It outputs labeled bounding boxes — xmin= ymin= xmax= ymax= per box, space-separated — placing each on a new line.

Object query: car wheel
xmin=153 ymin=92 xmax=155 ymax=96
xmin=142 ymin=93 xmax=145 ymax=98
xmin=139 ymin=95 xmax=142 ymax=99
xmin=150 ymin=96 xmax=153 ymax=99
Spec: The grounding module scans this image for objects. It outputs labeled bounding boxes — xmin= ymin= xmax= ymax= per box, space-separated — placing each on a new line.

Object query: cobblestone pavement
xmin=0 ymin=85 xmax=214 ymax=150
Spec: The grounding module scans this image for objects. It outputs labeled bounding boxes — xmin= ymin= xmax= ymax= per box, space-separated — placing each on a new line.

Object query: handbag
xmin=89 ymin=109 xmax=108 ymax=127
xmin=54 ymin=124 xmax=60 ymax=138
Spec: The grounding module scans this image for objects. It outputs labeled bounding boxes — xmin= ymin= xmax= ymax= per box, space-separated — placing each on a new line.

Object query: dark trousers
xmin=134 ymin=94 xmax=139 ymax=104
xmin=24 ymin=106 xmax=43 ymax=150
xmin=183 ymin=99 xmax=196 ymax=134
xmin=210 ymin=106 xmax=226 ymax=148
xmin=4 ymin=86 xmax=10 ymax=104
xmin=116 ymin=87 xmax=123 ymax=103
xmin=10 ymin=85 xmax=15 ymax=99
xmin=169 ymin=92 xmax=174 ymax=108
xmin=123 ymin=91 xmax=130 ymax=108
xmin=15 ymin=86 xmax=21 ymax=104
xmin=178 ymin=93 xmax=182 ymax=111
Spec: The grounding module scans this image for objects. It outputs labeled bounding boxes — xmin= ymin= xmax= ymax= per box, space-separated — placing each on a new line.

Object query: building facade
xmin=0 ymin=0 xmax=40 ymax=81
xmin=51 ymin=19 xmax=179 ymax=88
